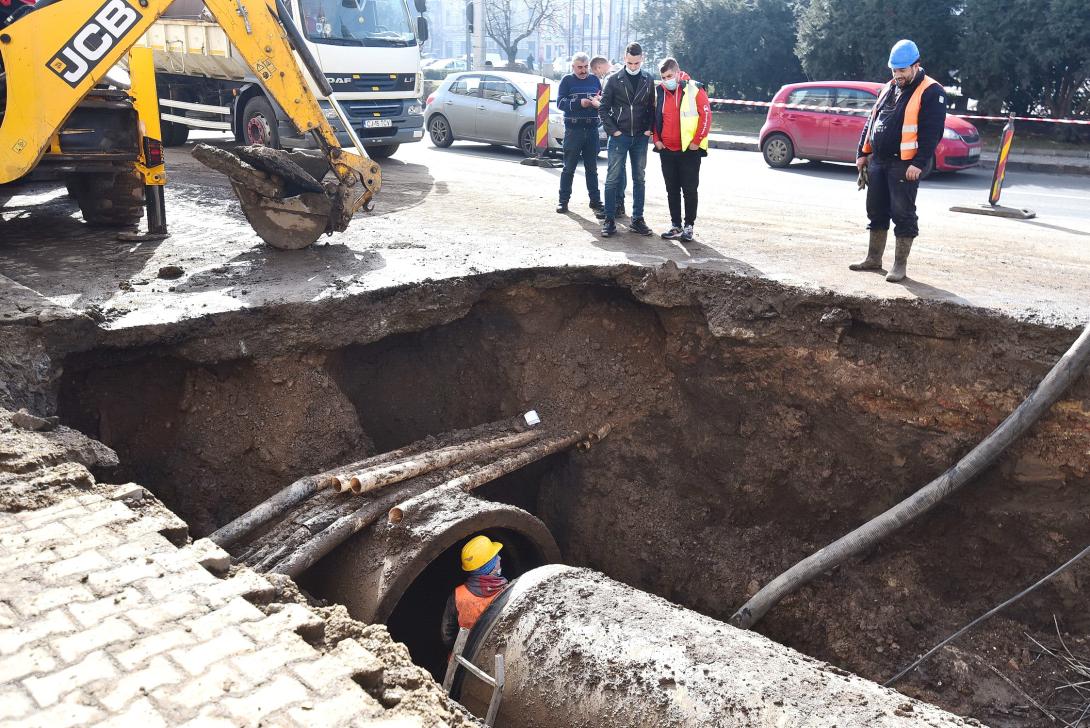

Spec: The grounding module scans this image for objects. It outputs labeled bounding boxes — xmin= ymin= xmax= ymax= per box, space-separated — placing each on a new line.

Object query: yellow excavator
xmin=0 ymin=0 xmax=380 ymax=249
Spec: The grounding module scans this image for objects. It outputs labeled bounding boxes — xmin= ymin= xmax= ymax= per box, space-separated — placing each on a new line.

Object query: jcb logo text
xmin=47 ymin=0 xmax=141 ymax=88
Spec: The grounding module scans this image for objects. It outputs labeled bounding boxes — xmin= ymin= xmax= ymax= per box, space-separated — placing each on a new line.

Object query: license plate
xmin=364 ymin=119 xmax=393 ymax=129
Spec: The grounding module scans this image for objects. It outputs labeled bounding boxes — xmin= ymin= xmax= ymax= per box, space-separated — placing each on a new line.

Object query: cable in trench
xmin=885 ymin=541 xmax=1090 ymax=686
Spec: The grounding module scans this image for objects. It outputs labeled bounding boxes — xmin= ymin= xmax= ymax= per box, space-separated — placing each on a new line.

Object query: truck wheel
xmin=428 ymin=114 xmax=454 ymax=148
xmin=162 ymin=118 xmax=190 ymax=147
xmin=365 ymin=144 xmax=399 ymax=160
xmin=160 ymin=92 xmax=190 ymax=147
xmin=66 ymin=170 xmax=145 ymax=227
xmin=242 ymin=97 xmax=281 ymax=149
xmin=761 ymin=133 xmax=794 ymax=168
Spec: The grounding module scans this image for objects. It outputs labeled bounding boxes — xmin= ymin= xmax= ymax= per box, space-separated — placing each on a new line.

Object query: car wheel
xmin=428 ymin=114 xmax=454 ymax=148
xmin=365 ymin=144 xmax=399 ymax=160
xmin=761 ymin=133 xmax=794 ymax=168
xmin=518 ymin=124 xmax=536 ymax=158
xmin=242 ymin=97 xmax=281 ymax=149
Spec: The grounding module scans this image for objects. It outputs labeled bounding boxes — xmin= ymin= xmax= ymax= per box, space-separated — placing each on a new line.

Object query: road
xmin=1 ymin=136 xmax=1088 ymax=329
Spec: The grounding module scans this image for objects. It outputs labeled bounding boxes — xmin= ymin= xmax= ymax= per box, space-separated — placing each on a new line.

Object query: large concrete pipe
xmin=304 ymin=484 xmax=559 ymax=673
xmin=457 ymin=565 xmax=972 ymax=728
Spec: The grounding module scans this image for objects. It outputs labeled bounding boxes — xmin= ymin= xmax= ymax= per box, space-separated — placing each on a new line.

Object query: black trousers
xmin=866 ymin=157 xmax=920 ymax=238
xmin=659 ymin=150 xmax=702 ymax=227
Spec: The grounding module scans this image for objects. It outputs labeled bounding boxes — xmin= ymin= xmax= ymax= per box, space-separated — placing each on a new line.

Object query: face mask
xmin=625 ymin=65 xmax=641 ymax=75
xmin=663 ymin=78 xmax=678 ymax=91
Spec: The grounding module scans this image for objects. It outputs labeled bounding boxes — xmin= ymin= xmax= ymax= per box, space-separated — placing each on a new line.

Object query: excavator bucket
xmin=192 ymin=144 xmax=358 ymax=250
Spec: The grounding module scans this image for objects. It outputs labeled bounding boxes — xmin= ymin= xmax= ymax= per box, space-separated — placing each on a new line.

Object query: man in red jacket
xmin=651 ymin=57 xmax=711 ymax=243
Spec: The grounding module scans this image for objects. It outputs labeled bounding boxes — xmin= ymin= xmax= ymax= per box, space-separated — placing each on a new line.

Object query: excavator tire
xmin=65 ymin=169 xmax=145 ymax=227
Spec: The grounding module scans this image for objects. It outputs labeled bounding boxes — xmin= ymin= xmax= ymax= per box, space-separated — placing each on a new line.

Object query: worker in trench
xmin=441 ymin=535 xmax=509 ymax=649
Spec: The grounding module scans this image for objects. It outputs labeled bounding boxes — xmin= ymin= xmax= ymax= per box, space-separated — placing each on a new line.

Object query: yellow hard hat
xmin=461 ymin=535 xmax=503 ymax=572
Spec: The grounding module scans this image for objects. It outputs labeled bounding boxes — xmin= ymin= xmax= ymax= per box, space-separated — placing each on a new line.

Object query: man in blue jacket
xmin=598 ymin=42 xmax=655 ymax=237
xmin=852 ymin=39 xmax=946 ymax=282
xmin=556 ymin=52 xmax=604 ymax=215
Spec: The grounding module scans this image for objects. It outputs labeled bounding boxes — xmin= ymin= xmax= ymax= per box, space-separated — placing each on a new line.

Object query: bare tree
xmin=485 ymin=0 xmax=559 ymax=66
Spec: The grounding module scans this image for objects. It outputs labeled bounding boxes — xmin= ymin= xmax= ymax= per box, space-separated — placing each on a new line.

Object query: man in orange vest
xmin=441 ymin=535 xmax=508 ymax=649
xmin=851 ymin=39 xmax=946 ymax=282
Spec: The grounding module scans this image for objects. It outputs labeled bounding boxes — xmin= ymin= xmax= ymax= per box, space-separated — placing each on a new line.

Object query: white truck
xmin=136 ymin=0 xmax=427 ymax=159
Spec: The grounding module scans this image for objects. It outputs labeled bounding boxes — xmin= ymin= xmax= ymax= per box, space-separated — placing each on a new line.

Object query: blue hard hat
xmin=888 ymin=39 xmax=920 ymax=69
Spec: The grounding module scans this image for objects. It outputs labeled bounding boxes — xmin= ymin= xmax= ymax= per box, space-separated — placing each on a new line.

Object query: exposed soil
xmin=38 ymin=265 xmax=1090 ymax=725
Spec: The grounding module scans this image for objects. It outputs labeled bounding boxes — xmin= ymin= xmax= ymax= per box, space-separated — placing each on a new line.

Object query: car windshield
xmin=299 ymin=0 xmax=416 ymax=47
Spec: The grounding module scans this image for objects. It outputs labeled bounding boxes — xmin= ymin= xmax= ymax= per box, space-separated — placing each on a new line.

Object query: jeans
xmin=659 ymin=150 xmax=702 ymax=227
xmin=558 ymin=123 xmax=601 ymax=205
xmin=604 ymin=133 xmax=648 ymax=219
xmin=866 ymin=157 xmax=920 ymax=238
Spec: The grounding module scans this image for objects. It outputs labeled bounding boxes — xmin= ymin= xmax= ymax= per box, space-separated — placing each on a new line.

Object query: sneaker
xmin=679 ymin=225 xmax=694 ymax=243
xmin=601 ymin=218 xmax=617 ymax=237
xmin=589 ymin=201 xmax=605 ymax=212
xmin=615 ymin=204 xmax=627 ymax=218
xmin=556 ymin=202 xmax=569 ymax=213
xmin=661 ymin=226 xmax=683 ymax=240
xmin=629 ymin=217 xmax=653 ymax=236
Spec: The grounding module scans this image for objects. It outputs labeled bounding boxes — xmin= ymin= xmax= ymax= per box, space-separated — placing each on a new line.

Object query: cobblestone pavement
xmin=0 ymin=491 xmax=414 ymax=727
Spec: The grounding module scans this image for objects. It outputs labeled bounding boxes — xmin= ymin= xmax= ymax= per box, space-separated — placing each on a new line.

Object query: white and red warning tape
xmin=706 ymin=97 xmax=1090 ymax=125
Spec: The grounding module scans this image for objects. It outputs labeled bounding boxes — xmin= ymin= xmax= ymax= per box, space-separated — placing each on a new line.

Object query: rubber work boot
xmin=885 ymin=236 xmax=914 ymax=282
xmin=848 ymin=229 xmax=888 ymax=271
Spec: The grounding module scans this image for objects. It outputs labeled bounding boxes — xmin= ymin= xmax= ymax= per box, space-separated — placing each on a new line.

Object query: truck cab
xmin=290 ymin=0 xmax=427 ymax=157
xmin=145 ymin=0 xmax=427 ymax=160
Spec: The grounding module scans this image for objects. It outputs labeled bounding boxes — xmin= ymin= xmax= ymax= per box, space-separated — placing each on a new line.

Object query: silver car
xmin=424 ymin=70 xmax=606 ymax=157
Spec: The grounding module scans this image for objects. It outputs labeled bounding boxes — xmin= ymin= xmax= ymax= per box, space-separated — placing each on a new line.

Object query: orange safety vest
xmin=861 ymin=75 xmax=939 ymax=160
xmin=454 ymin=585 xmax=503 ymax=630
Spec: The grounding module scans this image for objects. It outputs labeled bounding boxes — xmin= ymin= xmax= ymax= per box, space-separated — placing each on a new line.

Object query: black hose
xmin=731 ymin=321 xmax=1090 ymax=630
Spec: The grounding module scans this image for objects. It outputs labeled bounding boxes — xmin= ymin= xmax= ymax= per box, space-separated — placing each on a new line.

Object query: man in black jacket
xmin=598 ymin=42 xmax=655 ymax=237
xmin=852 ymin=39 xmax=946 ymax=282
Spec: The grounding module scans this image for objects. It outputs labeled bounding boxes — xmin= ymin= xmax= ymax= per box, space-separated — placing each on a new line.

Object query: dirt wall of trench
xmin=50 ymin=267 xmax=1090 ymax=726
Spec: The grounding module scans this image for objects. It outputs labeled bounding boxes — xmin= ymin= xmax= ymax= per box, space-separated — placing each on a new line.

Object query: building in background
xmin=423 ymin=0 xmax=643 ymax=73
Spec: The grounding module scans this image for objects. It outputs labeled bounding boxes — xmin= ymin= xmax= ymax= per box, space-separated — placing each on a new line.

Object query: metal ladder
xmin=443 ymin=628 xmax=505 ymax=727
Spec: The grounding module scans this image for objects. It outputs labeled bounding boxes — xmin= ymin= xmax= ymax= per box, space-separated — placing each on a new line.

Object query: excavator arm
xmin=0 ymin=0 xmax=379 ymax=248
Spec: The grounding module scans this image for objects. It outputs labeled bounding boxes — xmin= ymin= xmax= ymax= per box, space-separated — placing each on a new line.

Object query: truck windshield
xmin=299 ymin=0 xmax=416 ymax=47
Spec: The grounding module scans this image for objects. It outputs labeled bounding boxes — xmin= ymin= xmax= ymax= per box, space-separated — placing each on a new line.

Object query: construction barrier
xmin=705 ymin=97 xmax=1090 ymax=125
xmin=535 ymin=83 xmax=550 ymax=151
xmin=989 ymin=117 xmax=1016 ymax=205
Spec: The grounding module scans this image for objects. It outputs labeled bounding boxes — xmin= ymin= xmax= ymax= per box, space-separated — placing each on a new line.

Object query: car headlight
xmin=407 ymin=103 xmax=424 ymax=116
xmin=549 ymin=114 xmax=563 ymax=128
xmin=320 ymin=104 xmax=339 ymax=120
xmin=943 ymin=128 xmax=962 ymax=141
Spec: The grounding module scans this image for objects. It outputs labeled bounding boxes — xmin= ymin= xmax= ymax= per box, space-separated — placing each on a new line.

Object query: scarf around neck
xmin=466 ymin=555 xmax=508 ymax=597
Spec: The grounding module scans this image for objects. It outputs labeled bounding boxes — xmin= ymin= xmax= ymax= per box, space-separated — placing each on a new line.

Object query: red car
xmin=759 ymin=81 xmax=982 ymax=174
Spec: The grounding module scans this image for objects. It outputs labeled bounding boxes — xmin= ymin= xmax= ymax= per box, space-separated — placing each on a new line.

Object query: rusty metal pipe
xmin=346 ymin=430 xmax=540 ymax=495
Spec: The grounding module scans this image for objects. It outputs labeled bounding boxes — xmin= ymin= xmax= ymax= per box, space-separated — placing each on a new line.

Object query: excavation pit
xmin=43 ymin=266 xmax=1090 ymax=727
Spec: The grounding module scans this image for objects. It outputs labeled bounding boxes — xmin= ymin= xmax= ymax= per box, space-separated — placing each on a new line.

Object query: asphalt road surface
xmin=1 ymin=135 xmax=1087 ymax=329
